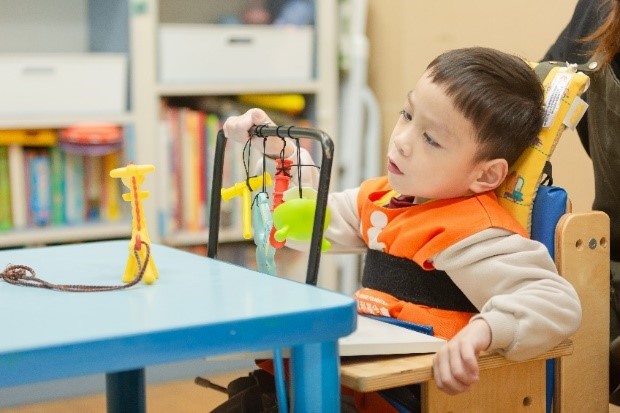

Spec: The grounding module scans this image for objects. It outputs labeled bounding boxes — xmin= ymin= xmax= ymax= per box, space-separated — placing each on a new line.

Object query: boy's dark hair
xmin=426 ymin=47 xmax=544 ymax=167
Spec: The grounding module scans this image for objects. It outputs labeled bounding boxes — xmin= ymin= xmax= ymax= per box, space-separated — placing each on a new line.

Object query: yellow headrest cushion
xmin=495 ymin=63 xmax=590 ymax=234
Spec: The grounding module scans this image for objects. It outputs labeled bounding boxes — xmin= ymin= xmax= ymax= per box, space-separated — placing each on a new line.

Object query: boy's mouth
xmin=387 ymin=158 xmax=403 ymax=175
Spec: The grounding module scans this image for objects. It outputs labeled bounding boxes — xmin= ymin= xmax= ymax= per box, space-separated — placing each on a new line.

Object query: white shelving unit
xmin=0 ymin=0 xmax=134 ymax=247
xmin=0 ymin=0 xmax=340 ymax=271
xmin=132 ymin=0 xmax=339 ymax=248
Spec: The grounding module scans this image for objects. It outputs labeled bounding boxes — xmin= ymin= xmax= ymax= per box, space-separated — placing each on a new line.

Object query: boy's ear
xmin=469 ymin=159 xmax=508 ymax=194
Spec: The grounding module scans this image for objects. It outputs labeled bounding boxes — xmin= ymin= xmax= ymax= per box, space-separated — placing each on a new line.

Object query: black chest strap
xmin=362 ymin=249 xmax=478 ymax=313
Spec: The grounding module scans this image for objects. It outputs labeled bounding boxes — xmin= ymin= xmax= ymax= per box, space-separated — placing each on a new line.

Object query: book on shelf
xmin=181 ymin=108 xmax=204 ymax=232
xmin=0 ymin=129 xmax=126 ymax=234
xmin=64 ymin=152 xmax=85 ymax=225
xmin=157 ymin=116 xmax=173 ymax=237
xmin=196 ymin=110 xmax=207 ymax=230
xmin=180 ymin=108 xmax=194 ymax=231
xmin=0 ymin=146 xmax=11 ymax=231
xmin=26 ymin=148 xmax=52 ymax=227
xmin=204 ymin=112 xmax=220 ymax=225
xmin=84 ymin=155 xmax=103 ymax=221
xmin=160 ymin=105 xmax=224 ymax=235
xmin=170 ymin=107 xmax=183 ymax=231
xmin=101 ymin=151 xmax=122 ymax=222
xmin=8 ymin=145 xmax=27 ymax=229
xmin=157 ymin=97 xmax=317 ymax=242
xmin=49 ymin=146 xmax=66 ymax=225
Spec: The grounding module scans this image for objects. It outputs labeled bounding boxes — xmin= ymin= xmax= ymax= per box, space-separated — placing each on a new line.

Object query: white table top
xmin=0 ymin=240 xmax=356 ymax=387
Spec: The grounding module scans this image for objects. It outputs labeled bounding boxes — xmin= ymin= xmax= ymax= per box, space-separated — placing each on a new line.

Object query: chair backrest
xmin=494 ymin=63 xmax=589 ymax=411
xmin=529 ymin=183 xmax=569 ymax=413
xmin=523 ymin=64 xmax=609 ymax=413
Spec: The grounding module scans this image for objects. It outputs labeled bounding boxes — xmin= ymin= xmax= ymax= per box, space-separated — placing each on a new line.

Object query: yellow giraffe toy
xmin=110 ymin=163 xmax=158 ymax=285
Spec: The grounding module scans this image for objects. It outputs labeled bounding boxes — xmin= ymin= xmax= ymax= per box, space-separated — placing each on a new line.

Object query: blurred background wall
xmin=366 ymin=0 xmax=594 ymax=212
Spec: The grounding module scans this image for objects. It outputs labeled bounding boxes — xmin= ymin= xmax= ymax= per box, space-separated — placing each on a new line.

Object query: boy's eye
xmin=399 ymin=110 xmax=412 ymax=121
xmin=423 ymin=132 xmax=441 ymax=148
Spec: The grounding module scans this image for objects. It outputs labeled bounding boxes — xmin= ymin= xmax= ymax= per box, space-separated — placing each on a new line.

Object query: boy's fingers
xmin=432 ymin=337 xmax=485 ymax=395
xmin=433 ymin=347 xmax=471 ymax=395
xmin=250 ymin=108 xmax=273 ymax=126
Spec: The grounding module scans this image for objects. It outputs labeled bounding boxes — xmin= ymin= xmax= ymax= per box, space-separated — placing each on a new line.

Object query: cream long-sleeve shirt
xmin=270 ymin=148 xmax=582 ymax=361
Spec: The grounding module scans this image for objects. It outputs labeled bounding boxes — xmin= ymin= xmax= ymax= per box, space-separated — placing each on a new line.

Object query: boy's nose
xmin=393 ymin=136 xmax=411 ymax=157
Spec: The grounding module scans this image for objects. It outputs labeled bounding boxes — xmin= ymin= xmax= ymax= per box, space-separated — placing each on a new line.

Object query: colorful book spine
xmin=182 ymin=108 xmax=199 ymax=231
xmin=102 ymin=151 xmax=122 ymax=221
xmin=196 ymin=110 xmax=207 ymax=229
xmin=84 ymin=155 xmax=102 ymax=221
xmin=0 ymin=146 xmax=12 ymax=230
xmin=205 ymin=113 xmax=221 ymax=226
xmin=205 ymin=113 xmax=223 ymax=226
xmin=49 ymin=146 xmax=66 ymax=225
xmin=28 ymin=149 xmax=52 ymax=226
xmin=64 ymin=153 xmax=85 ymax=225
xmin=156 ymin=117 xmax=172 ymax=237
xmin=8 ymin=144 xmax=26 ymax=229
xmin=170 ymin=107 xmax=183 ymax=230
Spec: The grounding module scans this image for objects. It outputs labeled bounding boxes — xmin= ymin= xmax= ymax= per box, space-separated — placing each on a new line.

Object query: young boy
xmin=222 ymin=47 xmax=582 ymax=411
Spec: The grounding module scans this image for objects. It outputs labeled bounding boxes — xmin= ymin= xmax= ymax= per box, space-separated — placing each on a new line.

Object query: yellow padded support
xmin=495 ymin=63 xmax=590 ymax=234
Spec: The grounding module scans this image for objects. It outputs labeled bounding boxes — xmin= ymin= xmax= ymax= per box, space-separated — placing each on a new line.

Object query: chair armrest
xmin=340 ymin=339 xmax=573 ymax=393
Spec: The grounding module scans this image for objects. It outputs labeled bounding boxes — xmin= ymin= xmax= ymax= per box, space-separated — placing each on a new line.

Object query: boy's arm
xmin=268 ymin=144 xmax=366 ymax=251
xmin=433 ymin=228 xmax=582 ymax=361
xmin=324 ymin=188 xmax=367 ymax=252
xmin=432 ymin=318 xmax=491 ymax=395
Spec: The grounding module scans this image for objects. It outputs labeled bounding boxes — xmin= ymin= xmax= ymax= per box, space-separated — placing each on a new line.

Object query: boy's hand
xmin=223 ymin=108 xmax=293 ymax=158
xmin=432 ymin=318 xmax=492 ymax=395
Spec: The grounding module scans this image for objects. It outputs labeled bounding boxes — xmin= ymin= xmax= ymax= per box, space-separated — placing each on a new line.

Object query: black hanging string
xmin=250 ymin=124 xmax=320 ymax=199
xmin=242 ymin=137 xmax=253 ymax=192
xmin=243 ymin=135 xmax=262 ymax=210
xmin=295 ymin=138 xmax=303 ymax=199
xmin=277 ymin=135 xmax=290 ymax=176
xmin=262 ymin=136 xmax=269 ymax=194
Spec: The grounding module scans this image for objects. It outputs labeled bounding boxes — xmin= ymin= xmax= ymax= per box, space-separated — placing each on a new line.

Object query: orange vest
xmin=355 ymin=177 xmax=527 ymax=339
xmin=265 ymin=178 xmax=529 ymax=413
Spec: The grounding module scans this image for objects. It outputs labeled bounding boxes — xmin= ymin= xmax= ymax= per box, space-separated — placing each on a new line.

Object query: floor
xmin=0 ymin=371 xmax=247 ymax=413
xmin=2 ymin=374 xmax=619 ymax=413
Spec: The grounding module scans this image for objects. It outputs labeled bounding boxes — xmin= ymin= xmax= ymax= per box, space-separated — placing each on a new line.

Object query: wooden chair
xmin=339 ymin=61 xmax=610 ymax=413
xmin=340 ymin=191 xmax=610 ymax=412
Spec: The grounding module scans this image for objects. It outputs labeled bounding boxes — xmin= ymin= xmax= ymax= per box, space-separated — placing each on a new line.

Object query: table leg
xmin=106 ymin=368 xmax=146 ymax=413
xmin=290 ymin=341 xmax=340 ymax=412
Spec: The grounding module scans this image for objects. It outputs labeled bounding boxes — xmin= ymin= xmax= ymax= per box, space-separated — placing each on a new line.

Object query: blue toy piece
xmin=252 ymin=192 xmax=277 ymax=276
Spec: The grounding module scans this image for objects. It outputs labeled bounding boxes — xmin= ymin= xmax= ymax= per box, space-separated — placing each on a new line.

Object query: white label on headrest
xmin=563 ymin=96 xmax=589 ymax=130
xmin=543 ymin=72 xmax=572 ymax=128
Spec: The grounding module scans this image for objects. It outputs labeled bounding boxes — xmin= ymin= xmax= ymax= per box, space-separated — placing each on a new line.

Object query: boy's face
xmin=387 ymin=71 xmax=489 ymax=199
